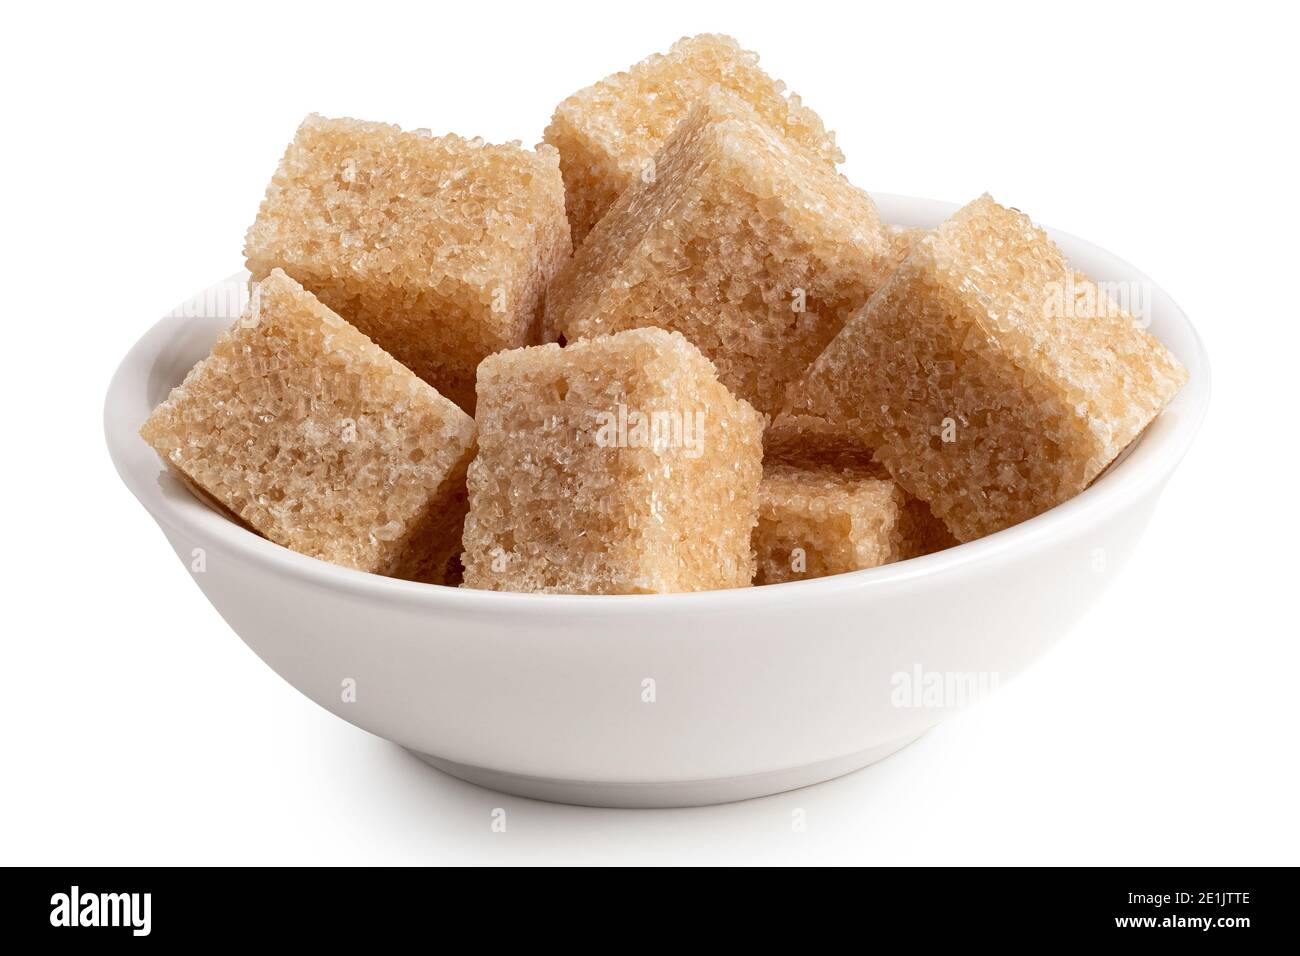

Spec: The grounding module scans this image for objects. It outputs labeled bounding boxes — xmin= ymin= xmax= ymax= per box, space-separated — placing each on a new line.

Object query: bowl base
xmin=407 ymin=733 xmax=925 ymax=808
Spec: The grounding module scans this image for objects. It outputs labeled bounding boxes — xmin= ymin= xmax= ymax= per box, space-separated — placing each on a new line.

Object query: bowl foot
xmin=406 ymin=733 xmax=925 ymax=808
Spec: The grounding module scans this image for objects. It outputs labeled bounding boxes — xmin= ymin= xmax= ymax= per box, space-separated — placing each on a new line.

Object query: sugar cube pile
xmin=142 ymin=34 xmax=1187 ymax=594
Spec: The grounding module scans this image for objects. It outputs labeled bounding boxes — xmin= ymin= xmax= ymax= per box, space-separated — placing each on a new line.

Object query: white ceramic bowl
xmin=105 ymin=194 xmax=1209 ymax=807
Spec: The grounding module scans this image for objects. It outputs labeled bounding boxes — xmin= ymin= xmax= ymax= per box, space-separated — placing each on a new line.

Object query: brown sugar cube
xmin=244 ymin=114 xmax=571 ymax=412
xmin=754 ymin=460 xmax=951 ymax=586
xmin=544 ymin=33 xmax=843 ymax=244
xmin=786 ymin=194 xmax=1188 ymax=541
xmin=757 ymin=415 xmax=954 ymax=586
xmin=543 ymin=87 xmax=892 ymax=417
xmin=462 ymin=327 xmax=764 ymax=594
xmin=140 ymin=269 xmax=477 ymax=584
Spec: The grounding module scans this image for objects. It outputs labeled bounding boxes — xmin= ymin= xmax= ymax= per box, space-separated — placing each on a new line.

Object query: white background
xmin=3 ymin=0 xmax=1296 ymax=865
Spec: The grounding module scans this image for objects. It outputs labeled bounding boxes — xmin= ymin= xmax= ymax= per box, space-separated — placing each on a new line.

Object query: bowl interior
xmin=105 ymin=193 xmax=1210 ymax=608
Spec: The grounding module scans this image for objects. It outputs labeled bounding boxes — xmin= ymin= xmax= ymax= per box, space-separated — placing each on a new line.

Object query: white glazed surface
xmin=104 ymin=194 xmax=1209 ymax=806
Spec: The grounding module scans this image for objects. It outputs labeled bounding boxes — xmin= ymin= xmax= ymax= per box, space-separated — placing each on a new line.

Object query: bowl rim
xmin=104 ymin=192 xmax=1211 ymax=614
